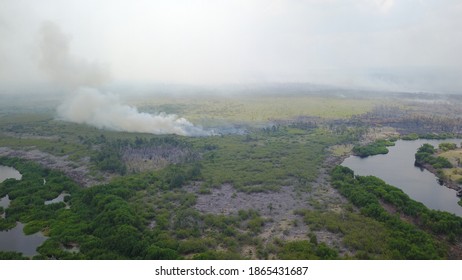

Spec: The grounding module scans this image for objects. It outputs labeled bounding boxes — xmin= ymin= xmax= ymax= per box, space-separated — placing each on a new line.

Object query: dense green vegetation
xmin=0 ymin=123 xmax=359 ymax=259
xmin=0 ymin=157 xmax=79 ymax=231
xmin=0 ymin=251 xmax=29 ymax=260
xmin=439 ymin=142 xmax=458 ymax=152
xmin=415 ymin=142 xmax=462 ymax=207
xmin=352 ymin=139 xmax=395 ymax=158
xmin=277 ymin=240 xmax=339 ymax=260
xmin=329 ymin=166 xmax=462 ymax=259
xmin=295 ymin=209 xmax=391 ymax=259
xmin=401 ymin=133 xmax=420 ymax=141
xmin=78 ymin=124 xmax=353 ymax=193
xmin=191 ymin=127 xmax=344 ymax=193
xmin=0 ymin=157 xmax=262 ymax=259
xmin=415 ymin=144 xmax=453 ymax=169
xmin=402 ymin=133 xmax=460 ymax=141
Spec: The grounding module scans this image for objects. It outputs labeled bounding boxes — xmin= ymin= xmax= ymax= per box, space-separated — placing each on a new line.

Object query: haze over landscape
xmin=1 ymin=0 xmax=461 ymax=94
xmin=3 ymin=0 xmax=462 ymax=263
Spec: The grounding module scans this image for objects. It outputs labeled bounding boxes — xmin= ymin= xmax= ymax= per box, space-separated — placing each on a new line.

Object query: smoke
xmin=39 ymin=21 xmax=209 ymax=136
xmin=57 ymin=88 xmax=211 ymax=136
xmin=39 ymin=21 xmax=110 ymax=88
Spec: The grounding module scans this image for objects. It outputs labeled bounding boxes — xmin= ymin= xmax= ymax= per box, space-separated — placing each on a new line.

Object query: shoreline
xmin=416 ymin=161 xmax=462 ymax=194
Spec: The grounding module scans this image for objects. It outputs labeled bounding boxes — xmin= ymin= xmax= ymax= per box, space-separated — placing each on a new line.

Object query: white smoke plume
xmin=39 ymin=21 xmax=209 ymax=136
xmin=57 ymin=88 xmax=210 ymax=136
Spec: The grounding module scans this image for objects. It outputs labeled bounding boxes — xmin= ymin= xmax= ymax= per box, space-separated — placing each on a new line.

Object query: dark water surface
xmin=342 ymin=139 xmax=462 ymax=217
xmin=0 ymin=222 xmax=47 ymax=257
xmin=0 ymin=165 xmax=47 ymax=256
xmin=0 ymin=165 xmax=19 ymax=215
xmin=0 ymin=165 xmax=22 ymax=182
xmin=0 ymin=194 xmax=10 ymax=209
xmin=45 ymin=192 xmax=69 ymax=205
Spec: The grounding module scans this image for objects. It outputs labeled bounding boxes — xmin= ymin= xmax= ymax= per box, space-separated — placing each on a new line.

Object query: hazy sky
xmin=1 ymin=0 xmax=462 ymax=93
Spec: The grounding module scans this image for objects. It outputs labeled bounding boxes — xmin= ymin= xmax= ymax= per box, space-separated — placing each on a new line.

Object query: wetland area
xmin=0 ymin=166 xmax=47 ymax=257
xmin=2 ymin=92 xmax=462 ymax=259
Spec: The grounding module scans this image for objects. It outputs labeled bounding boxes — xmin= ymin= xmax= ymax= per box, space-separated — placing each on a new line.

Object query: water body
xmin=0 ymin=165 xmax=47 ymax=256
xmin=45 ymin=192 xmax=69 ymax=205
xmin=0 ymin=222 xmax=47 ymax=257
xmin=0 ymin=194 xmax=10 ymax=209
xmin=0 ymin=165 xmax=22 ymax=182
xmin=0 ymin=194 xmax=10 ymax=218
xmin=342 ymin=139 xmax=462 ymax=217
xmin=0 ymin=165 xmax=19 ymax=218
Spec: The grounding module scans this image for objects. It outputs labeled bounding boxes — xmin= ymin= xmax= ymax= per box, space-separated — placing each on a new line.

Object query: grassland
xmin=440 ymin=149 xmax=462 ymax=183
xmin=133 ymin=95 xmax=385 ymax=125
xmin=329 ymin=144 xmax=354 ymax=157
xmin=189 ymin=127 xmax=342 ymax=193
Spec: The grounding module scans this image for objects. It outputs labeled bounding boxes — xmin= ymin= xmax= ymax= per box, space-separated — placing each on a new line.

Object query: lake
xmin=0 ymin=165 xmax=20 ymax=217
xmin=0 ymin=165 xmax=48 ymax=257
xmin=0 ymin=165 xmax=22 ymax=182
xmin=0 ymin=194 xmax=10 ymax=209
xmin=342 ymin=139 xmax=462 ymax=216
xmin=0 ymin=222 xmax=47 ymax=257
xmin=45 ymin=192 xmax=70 ymax=209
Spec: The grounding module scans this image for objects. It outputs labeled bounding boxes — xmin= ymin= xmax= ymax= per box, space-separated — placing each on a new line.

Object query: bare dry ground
xmin=186 ymin=153 xmax=351 ymax=257
xmin=0 ymin=147 xmax=110 ymax=187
